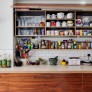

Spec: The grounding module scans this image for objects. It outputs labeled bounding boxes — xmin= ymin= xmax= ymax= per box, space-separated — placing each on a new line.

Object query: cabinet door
xmin=83 ymin=74 xmax=92 ymax=92
xmin=8 ymin=73 xmax=82 ymax=92
xmin=0 ymin=74 xmax=9 ymax=92
xmin=68 ymin=82 xmax=82 ymax=92
xmin=8 ymin=74 xmax=61 ymax=92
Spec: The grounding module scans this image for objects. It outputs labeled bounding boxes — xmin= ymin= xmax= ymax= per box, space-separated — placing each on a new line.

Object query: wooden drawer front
xmin=0 ymin=83 xmax=8 ymax=92
xmin=83 ymin=82 xmax=92 ymax=92
xmin=68 ymin=82 xmax=82 ymax=92
xmin=0 ymin=74 xmax=8 ymax=82
xmin=9 ymin=81 xmax=61 ymax=92
xmin=83 ymin=74 xmax=92 ymax=82
xmin=8 ymin=73 xmax=82 ymax=82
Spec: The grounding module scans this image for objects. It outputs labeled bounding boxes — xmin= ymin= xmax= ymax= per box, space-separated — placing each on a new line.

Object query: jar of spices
xmin=62 ymin=41 xmax=65 ymax=49
xmin=48 ymin=41 xmax=51 ymax=49
xmin=58 ymin=41 xmax=61 ymax=49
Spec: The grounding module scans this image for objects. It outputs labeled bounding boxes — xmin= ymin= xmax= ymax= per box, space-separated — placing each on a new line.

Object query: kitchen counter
xmin=0 ymin=65 xmax=92 ymax=73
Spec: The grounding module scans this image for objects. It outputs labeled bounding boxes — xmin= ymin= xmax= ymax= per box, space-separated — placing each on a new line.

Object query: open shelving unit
xmin=13 ymin=8 xmax=92 ymax=52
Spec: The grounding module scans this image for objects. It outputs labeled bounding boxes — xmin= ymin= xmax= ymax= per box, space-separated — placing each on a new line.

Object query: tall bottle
xmin=7 ymin=55 xmax=11 ymax=68
xmin=0 ymin=55 xmax=2 ymax=67
xmin=2 ymin=54 xmax=7 ymax=68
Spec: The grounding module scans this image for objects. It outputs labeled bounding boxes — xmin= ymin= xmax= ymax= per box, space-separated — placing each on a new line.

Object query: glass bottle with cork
xmin=7 ymin=55 xmax=11 ymax=68
xmin=2 ymin=54 xmax=7 ymax=68
xmin=0 ymin=55 xmax=2 ymax=67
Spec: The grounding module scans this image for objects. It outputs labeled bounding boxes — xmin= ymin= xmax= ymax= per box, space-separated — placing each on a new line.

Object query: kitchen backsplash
xmin=30 ymin=49 xmax=92 ymax=63
xmin=0 ymin=48 xmax=92 ymax=65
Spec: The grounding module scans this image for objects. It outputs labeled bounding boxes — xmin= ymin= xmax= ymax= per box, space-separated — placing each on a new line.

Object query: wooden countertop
xmin=0 ymin=65 xmax=92 ymax=73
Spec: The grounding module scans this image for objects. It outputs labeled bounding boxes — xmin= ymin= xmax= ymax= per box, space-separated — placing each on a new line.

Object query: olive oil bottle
xmin=7 ymin=55 xmax=11 ymax=68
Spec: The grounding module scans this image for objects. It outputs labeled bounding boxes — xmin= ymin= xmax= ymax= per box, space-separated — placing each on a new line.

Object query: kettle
xmin=49 ymin=56 xmax=58 ymax=65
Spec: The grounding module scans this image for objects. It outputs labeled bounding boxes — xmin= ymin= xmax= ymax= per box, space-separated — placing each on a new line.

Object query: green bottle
xmin=2 ymin=54 xmax=7 ymax=68
xmin=0 ymin=55 xmax=2 ymax=67
xmin=7 ymin=55 xmax=11 ymax=68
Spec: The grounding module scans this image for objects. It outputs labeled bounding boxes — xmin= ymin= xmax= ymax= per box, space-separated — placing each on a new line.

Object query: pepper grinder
xmin=87 ymin=54 xmax=90 ymax=62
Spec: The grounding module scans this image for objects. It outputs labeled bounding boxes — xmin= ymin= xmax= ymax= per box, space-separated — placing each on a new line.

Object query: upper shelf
xmin=76 ymin=27 xmax=92 ymax=29
xmin=17 ymin=26 xmax=45 ymax=28
xmin=12 ymin=3 xmax=92 ymax=10
xmin=46 ymin=18 xmax=75 ymax=21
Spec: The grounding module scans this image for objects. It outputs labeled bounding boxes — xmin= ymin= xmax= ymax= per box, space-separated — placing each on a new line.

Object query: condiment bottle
xmin=0 ymin=55 xmax=2 ymax=67
xmin=73 ymin=41 xmax=77 ymax=49
xmin=58 ymin=41 xmax=61 ymax=49
xmin=2 ymin=54 xmax=7 ymax=68
xmin=7 ymin=55 xmax=11 ymax=68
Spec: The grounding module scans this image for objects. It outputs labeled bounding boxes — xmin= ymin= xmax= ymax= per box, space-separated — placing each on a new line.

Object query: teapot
xmin=62 ymin=21 xmax=67 ymax=27
xmin=49 ymin=56 xmax=58 ymax=65
xmin=50 ymin=21 xmax=55 ymax=27
xmin=56 ymin=21 xmax=61 ymax=27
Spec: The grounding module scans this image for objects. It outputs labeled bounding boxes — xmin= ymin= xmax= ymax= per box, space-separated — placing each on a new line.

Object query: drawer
xmin=83 ymin=82 xmax=92 ymax=92
xmin=83 ymin=74 xmax=92 ymax=82
xmin=0 ymin=74 xmax=8 ymax=82
xmin=8 ymin=73 xmax=82 ymax=82
xmin=0 ymin=83 xmax=8 ymax=92
xmin=9 ymin=81 xmax=61 ymax=92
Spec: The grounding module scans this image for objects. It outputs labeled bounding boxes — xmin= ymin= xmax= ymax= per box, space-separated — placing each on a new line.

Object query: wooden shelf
xmin=46 ymin=18 xmax=75 ymax=20
xmin=15 ymin=35 xmax=77 ymax=37
xmin=31 ymin=49 xmax=92 ymax=50
xmin=76 ymin=27 xmax=92 ymax=29
xmin=46 ymin=27 xmax=75 ymax=28
xmin=17 ymin=26 xmax=45 ymax=28
xmin=77 ymin=35 xmax=92 ymax=37
xmin=15 ymin=35 xmax=46 ymax=37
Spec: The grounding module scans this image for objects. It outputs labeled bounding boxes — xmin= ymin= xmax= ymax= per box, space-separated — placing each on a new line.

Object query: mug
xmin=50 ymin=21 xmax=55 ymax=27
xmin=47 ymin=14 xmax=51 ymax=19
xmin=46 ymin=22 xmax=50 ymax=27
xmin=51 ymin=14 xmax=56 ymax=19
xmin=51 ymin=30 xmax=55 ymax=36
xmin=46 ymin=30 xmax=51 ymax=35
xmin=56 ymin=21 xmax=61 ymax=27
xmin=76 ymin=19 xmax=83 ymax=24
xmin=55 ymin=30 xmax=59 ymax=35
xmin=64 ymin=31 xmax=68 ymax=35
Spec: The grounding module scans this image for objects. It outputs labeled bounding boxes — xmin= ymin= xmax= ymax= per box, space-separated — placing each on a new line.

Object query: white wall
xmin=0 ymin=0 xmax=92 ymax=65
xmin=0 ymin=0 xmax=13 ymax=57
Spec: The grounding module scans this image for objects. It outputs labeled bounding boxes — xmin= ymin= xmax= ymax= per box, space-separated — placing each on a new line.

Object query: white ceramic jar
xmin=46 ymin=22 xmax=50 ymax=27
xmin=46 ymin=30 xmax=51 ymax=35
xmin=56 ymin=21 xmax=61 ymax=27
xmin=55 ymin=30 xmax=59 ymax=36
xmin=57 ymin=12 xmax=64 ymax=19
xmin=67 ymin=13 xmax=73 ymax=19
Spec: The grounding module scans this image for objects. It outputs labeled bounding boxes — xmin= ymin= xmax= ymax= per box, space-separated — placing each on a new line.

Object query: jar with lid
xmin=61 ymin=41 xmax=65 ymax=49
xmin=48 ymin=41 xmax=51 ymax=49
xmin=58 ymin=41 xmax=61 ymax=49
xmin=55 ymin=41 xmax=58 ymax=49
xmin=64 ymin=40 xmax=68 ymax=49
xmin=73 ymin=41 xmax=77 ymax=49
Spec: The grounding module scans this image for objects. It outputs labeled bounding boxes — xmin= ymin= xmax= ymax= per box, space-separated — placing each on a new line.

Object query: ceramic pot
xmin=49 ymin=56 xmax=58 ymax=65
xmin=57 ymin=12 xmax=64 ymax=19
xmin=50 ymin=21 xmax=55 ymax=27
